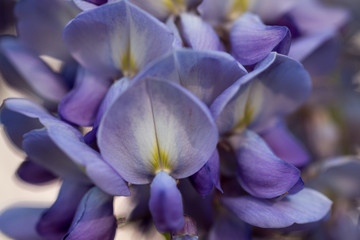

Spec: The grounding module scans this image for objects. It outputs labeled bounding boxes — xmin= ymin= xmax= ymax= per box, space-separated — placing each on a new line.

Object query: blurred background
xmin=1 ymin=0 xmax=360 ymax=239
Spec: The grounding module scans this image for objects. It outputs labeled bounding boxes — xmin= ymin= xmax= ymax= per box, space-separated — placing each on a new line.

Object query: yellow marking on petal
xmin=234 ymin=99 xmax=254 ymax=132
xmin=150 ymin=143 xmax=171 ymax=174
xmin=228 ymin=0 xmax=248 ymax=20
xmin=162 ymin=0 xmax=185 ymax=15
xmin=120 ymin=45 xmax=138 ymax=77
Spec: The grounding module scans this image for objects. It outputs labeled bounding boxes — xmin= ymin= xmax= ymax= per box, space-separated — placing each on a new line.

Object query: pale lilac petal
xmin=45 ymin=123 xmax=130 ymax=196
xmin=1 ymin=99 xmax=129 ymax=195
xmin=260 ymin=122 xmax=310 ymax=168
xmin=64 ymin=187 xmax=116 ymax=240
xmin=98 ymin=78 xmax=218 ymax=184
xmin=15 ymin=0 xmax=79 ymax=60
xmin=0 ymin=37 xmax=68 ymax=102
xmin=197 ymin=0 xmax=242 ymax=26
xmin=73 ymin=0 xmax=98 ymax=11
xmin=149 ymin=171 xmax=184 ymax=232
xmin=134 ymin=49 xmax=247 ymax=106
xmin=22 ymin=129 xmax=90 ymax=184
xmin=221 ymin=188 xmax=332 ymax=228
xmin=289 ymin=29 xmax=335 ymax=61
xmin=229 ymin=130 xmax=302 ymax=198
xmin=289 ymin=0 xmax=349 ymax=35
xmin=250 ymin=0 xmax=298 ymax=22
xmin=230 ymin=13 xmax=291 ymax=66
xmin=179 ymin=13 xmax=225 ymax=51
xmin=0 ymin=100 xmax=44 ymax=149
xmin=59 ymin=67 xmax=111 ymax=126
xmin=129 ymin=0 xmax=172 ymax=20
xmin=63 ymin=1 xmax=175 ymax=78
xmin=211 ymin=53 xmax=311 ymax=135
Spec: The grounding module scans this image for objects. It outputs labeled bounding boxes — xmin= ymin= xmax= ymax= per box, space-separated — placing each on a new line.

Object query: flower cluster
xmin=0 ymin=0 xmax=349 ymax=239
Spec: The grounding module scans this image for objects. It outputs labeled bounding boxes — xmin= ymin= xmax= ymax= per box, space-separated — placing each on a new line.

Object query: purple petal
xmin=93 ymin=77 xmax=131 ymax=129
xmin=37 ymin=181 xmax=91 ymax=240
xmin=230 ymin=13 xmax=291 ymax=66
xmin=260 ymin=122 xmax=310 ymax=168
xmin=221 ymin=188 xmax=332 ymax=228
xmin=0 ymin=207 xmax=46 ymax=240
xmin=0 ymin=36 xmax=68 ymax=102
xmin=45 ymin=123 xmax=130 ymax=196
xmin=98 ymin=78 xmax=218 ymax=184
xmin=22 ymin=129 xmax=90 ymax=184
xmin=1 ymin=98 xmax=130 ymax=196
xmin=289 ymin=29 xmax=336 ymax=61
xmin=211 ymin=53 xmax=311 ymax=135
xmin=72 ymin=0 xmax=98 ymax=11
xmin=64 ymin=187 xmax=116 ymax=240
xmin=251 ymin=0 xmax=298 ymax=22
xmin=15 ymin=0 xmax=79 ymax=60
xmin=311 ymin=157 xmax=360 ymax=198
xmin=289 ymin=0 xmax=349 ymax=35
xmin=16 ymin=158 xmax=57 ymax=184
xmin=197 ymin=0 xmax=244 ymax=26
xmin=229 ymin=130 xmax=302 ymax=198
xmin=179 ymin=13 xmax=224 ymax=51
xmin=59 ymin=67 xmax=111 ymax=126
xmin=129 ymin=0 xmax=173 ymax=21
xmin=149 ymin=171 xmax=184 ymax=232
xmin=63 ymin=1 xmax=175 ymax=78
xmin=190 ymin=149 xmax=222 ymax=197
xmin=0 ymin=100 xmax=44 ymax=149
xmin=134 ymin=48 xmax=247 ymax=106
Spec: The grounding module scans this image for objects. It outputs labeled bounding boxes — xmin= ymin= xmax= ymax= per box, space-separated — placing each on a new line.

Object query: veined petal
xmin=0 ymin=37 xmax=68 ymax=102
xmin=64 ymin=187 xmax=116 ymax=240
xmin=98 ymin=78 xmax=218 ymax=184
xmin=179 ymin=13 xmax=225 ymax=51
xmin=36 ymin=181 xmax=91 ymax=240
xmin=229 ymin=130 xmax=302 ymax=199
xmin=15 ymin=0 xmax=79 ymax=60
xmin=149 ymin=171 xmax=184 ymax=232
xmin=260 ymin=122 xmax=310 ymax=168
xmin=211 ymin=53 xmax=311 ymax=135
xmin=134 ymin=48 xmax=247 ymax=106
xmin=221 ymin=188 xmax=332 ymax=228
xmin=230 ymin=12 xmax=291 ymax=66
xmin=63 ymin=1 xmax=175 ymax=78
xmin=59 ymin=67 xmax=111 ymax=126
xmin=0 ymin=207 xmax=46 ymax=240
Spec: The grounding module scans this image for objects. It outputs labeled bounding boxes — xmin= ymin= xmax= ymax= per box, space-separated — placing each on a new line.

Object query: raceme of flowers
xmin=0 ymin=0 xmax=349 ymax=239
